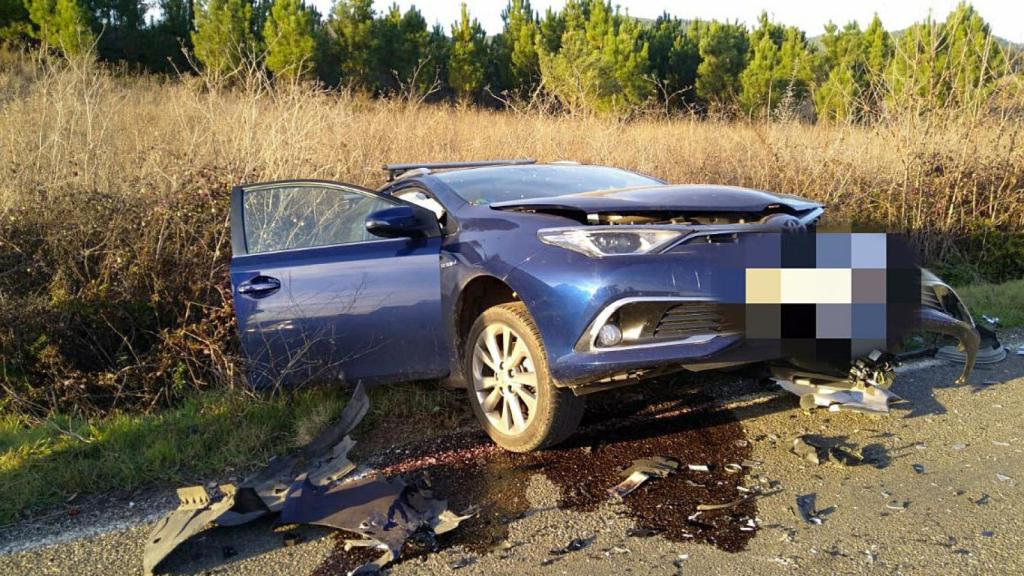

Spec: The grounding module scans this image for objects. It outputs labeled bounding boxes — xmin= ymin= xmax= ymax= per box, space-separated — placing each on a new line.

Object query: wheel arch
xmin=455 ymin=275 xmax=520 ymax=362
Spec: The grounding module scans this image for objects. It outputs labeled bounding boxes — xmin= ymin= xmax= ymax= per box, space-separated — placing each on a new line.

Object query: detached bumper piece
xmin=142 ymin=383 xmax=473 ymax=576
xmin=772 ymin=350 xmax=899 ymax=414
xmin=919 ymin=272 xmax=998 ymax=384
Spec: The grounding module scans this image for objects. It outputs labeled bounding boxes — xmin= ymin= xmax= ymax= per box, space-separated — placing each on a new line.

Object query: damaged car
xmin=229 ymin=160 xmax=991 ymax=451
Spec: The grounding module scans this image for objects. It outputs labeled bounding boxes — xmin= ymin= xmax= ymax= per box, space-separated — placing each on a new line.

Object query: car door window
xmin=243 ymin=184 xmax=393 ymax=254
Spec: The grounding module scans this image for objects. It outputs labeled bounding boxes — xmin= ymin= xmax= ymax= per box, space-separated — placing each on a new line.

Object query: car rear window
xmin=434 ymin=165 xmax=662 ymax=205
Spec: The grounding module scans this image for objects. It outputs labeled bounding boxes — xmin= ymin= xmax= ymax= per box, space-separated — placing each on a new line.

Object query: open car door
xmin=229 ymin=180 xmax=448 ymax=389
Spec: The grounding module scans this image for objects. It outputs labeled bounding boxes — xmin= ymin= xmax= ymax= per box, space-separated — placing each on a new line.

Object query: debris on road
xmin=608 ymin=457 xmax=679 ymax=499
xmin=794 ymin=493 xmax=825 ymax=525
xmin=143 ymin=383 xmax=474 ymax=576
xmin=686 ymin=464 xmax=710 ymax=472
xmin=143 ymin=484 xmax=241 ymax=575
xmin=776 ymin=378 xmax=897 ymax=414
xmin=912 ymin=464 xmax=925 ymax=474
xmin=696 ymin=495 xmax=752 ymax=511
xmin=791 ymin=435 xmax=864 ymax=467
xmin=550 ymin=537 xmax=593 ymax=555
xmin=626 ymin=527 xmax=660 ymax=538
xmin=450 ymin=556 xmax=477 ymax=569
xmin=724 ymin=463 xmax=743 ymax=474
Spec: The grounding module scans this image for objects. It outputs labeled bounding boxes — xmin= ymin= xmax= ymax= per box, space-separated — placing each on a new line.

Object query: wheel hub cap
xmin=472 ymin=322 xmax=539 ymax=436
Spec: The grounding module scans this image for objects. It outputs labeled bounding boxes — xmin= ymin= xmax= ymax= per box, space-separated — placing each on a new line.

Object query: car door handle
xmin=238 ymin=276 xmax=281 ymax=297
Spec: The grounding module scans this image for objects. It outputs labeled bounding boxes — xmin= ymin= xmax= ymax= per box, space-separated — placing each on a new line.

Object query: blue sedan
xmin=229 ymin=160 xmax=982 ymax=451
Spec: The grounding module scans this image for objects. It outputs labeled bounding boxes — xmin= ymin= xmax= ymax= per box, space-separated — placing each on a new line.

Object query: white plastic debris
xmin=774 ymin=378 xmax=896 ymax=414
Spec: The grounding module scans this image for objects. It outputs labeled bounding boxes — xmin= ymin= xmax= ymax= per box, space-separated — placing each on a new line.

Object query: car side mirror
xmin=365 ymin=205 xmax=440 ymax=239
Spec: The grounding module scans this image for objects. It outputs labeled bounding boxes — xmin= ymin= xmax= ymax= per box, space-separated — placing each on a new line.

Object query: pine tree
xmin=776 ymin=27 xmax=814 ymax=98
xmin=815 ymin=60 xmax=859 ymax=121
xmin=370 ymin=4 xmax=430 ymax=93
xmin=27 ymin=0 xmax=94 ymax=55
xmin=645 ymin=13 xmax=700 ymax=108
xmin=942 ymin=2 xmax=1007 ymax=107
xmin=739 ymin=15 xmax=812 ymax=115
xmin=503 ymin=0 xmax=539 ymax=95
xmin=538 ymin=0 xmax=649 ymax=114
xmin=263 ymin=0 xmax=316 ymax=80
xmin=1 ymin=0 xmax=31 ymax=41
xmin=424 ymin=23 xmax=451 ymax=95
xmin=328 ymin=0 xmax=375 ymax=88
xmin=695 ymin=20 xmax=747 ymax=106
xmin=448 ymin=2 xmax=486 ymax=102
xmin=398 ymin=6 xmax=431 ymax=92
xmin=739 ymin=30 xmax=778 ymax=112
xmin=537 ymin=6 xmax=563 ymax=53
xmin=863 ymin=14 xmax=891 ymax=76
xmin=192 ymin=0 xmax=256 ymax=77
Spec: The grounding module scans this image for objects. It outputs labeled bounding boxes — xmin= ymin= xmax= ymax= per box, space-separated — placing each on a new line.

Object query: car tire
xmin=465 ymin=302 xmax=585 ymax=452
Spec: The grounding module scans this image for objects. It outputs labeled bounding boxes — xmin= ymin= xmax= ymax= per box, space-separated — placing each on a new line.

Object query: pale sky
xmin=309 ymin=1 xmax=1024 ymax=43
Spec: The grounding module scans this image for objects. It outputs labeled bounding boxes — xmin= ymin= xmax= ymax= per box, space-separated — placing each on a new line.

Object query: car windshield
xmin=434 ymin=165 xmax=663 ymax=205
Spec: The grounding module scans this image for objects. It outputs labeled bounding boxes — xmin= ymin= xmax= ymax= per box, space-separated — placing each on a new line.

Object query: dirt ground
xmin=2 ymin=338 xmax=1022 ymax=576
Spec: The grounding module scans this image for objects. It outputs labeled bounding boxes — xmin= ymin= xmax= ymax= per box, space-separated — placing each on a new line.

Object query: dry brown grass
xmin=1 ymin=54 xmax=1023 ymax=414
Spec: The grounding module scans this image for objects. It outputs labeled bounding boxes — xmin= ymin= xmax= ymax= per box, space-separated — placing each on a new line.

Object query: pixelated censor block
xmin=740 ymin=233 xmax=920 ymax=364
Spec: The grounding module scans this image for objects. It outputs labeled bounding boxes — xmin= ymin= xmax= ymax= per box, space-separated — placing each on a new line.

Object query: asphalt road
xmin=2 ymin=339 xmax=1022 ymax=576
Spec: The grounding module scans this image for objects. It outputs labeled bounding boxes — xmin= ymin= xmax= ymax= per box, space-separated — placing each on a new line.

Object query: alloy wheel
xmin=471 ymin=322 xmax=539 ymax=435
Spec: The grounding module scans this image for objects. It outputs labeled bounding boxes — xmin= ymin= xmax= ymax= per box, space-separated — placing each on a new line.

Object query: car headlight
xmin=537 ymin=228 xmax=682 ymax=257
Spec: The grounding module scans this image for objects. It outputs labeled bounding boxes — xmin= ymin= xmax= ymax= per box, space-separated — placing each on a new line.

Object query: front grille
xmin=653 ymin=302 xmax=737 ymax=340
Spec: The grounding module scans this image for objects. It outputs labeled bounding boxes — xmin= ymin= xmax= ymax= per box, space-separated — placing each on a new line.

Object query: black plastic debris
xmin=143 ymin=383 xmax=472 ymax=576
xmin=608 ymin=456 xmax=680 ymax=499
xmin=221 ymin=545 xmax=237 ymax=559
xmin=280 ymin=473 xmax=473 ymax=574
xmin=550 ymin=537 xmax=593 ymax=555
xmin=626 ymin=527 xmax=660 ymax=538
xmin=912 ymin=464 xmax=925 ymax=474
xmin=794 ymin=493 xmax=824 ymax=525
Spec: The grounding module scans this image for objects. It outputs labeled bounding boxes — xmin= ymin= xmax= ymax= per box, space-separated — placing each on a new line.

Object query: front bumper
xmin=505 ymin=234 xmax=986 ymax=390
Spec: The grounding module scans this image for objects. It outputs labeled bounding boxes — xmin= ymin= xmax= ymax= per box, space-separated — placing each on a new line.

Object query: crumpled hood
xmin=490 ymin=184 xmax=822 ymax=215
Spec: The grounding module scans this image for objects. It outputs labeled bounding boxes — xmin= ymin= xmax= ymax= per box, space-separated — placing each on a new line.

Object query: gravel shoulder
xmin=2 ymin=340 xmax=1022 ymax=576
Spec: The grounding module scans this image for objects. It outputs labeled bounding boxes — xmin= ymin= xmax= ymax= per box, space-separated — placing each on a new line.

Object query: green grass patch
xmin=0 ymin=382 xmax=464 ymax=525
xmin=0 ymin=387 xmax=350 ymax=524
xmin=956 ymin=279 xmax=1024 ymax=328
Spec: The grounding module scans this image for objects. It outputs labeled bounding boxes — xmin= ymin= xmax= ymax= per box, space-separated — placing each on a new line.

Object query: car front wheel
xmin=465 ymin=302 xmax=585 ymax=452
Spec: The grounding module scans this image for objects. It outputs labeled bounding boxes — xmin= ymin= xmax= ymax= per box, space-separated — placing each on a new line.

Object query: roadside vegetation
xmin=0 ymin=0 xmax=1022 ymax=522
xmin=0 ymin=383 xmax=462 ymax=524
xmin=957 ymin=280 xmax=1024 ymax=329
